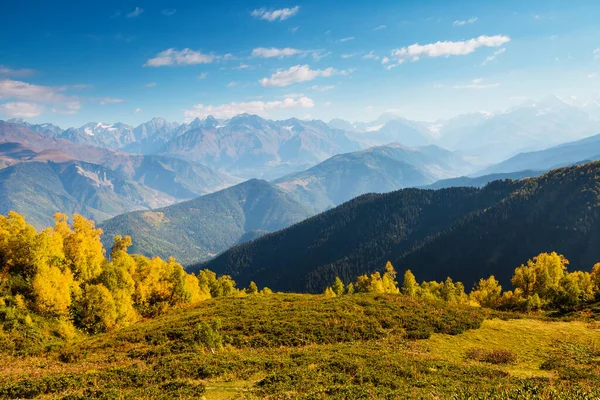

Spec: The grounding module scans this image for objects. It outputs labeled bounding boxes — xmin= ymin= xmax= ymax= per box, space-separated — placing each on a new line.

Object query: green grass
xmin=1 ymin=294 xmax=600 ymax=399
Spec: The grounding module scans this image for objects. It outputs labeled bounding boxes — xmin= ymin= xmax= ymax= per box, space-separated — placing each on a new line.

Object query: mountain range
xmin=198 ymin=161 xmax=600 ymax=293
xmin=3 ymin=93 xmax=600 ymax=241
xmin=0 ymin=121 xmax=237 ymax=227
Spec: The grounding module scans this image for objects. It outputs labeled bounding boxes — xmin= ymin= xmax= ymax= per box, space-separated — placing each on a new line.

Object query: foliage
xmin=0 ymin=211 xmax=249 ymax=342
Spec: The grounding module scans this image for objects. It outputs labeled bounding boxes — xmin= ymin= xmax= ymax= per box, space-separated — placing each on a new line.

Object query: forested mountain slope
xmin=200 ymin=162 xmax=600 ymax=292
xmin=100 ymin=179 xmax=313 ymax=264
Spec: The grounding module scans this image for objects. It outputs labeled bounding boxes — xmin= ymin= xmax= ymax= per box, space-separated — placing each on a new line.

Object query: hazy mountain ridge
xmin=159 ymin=115 xmax=362 ymax=179
xmin=478 ymin=132 xmax=600 ymax=175
xmin=273 ymin=143 xmax=475 ymax=211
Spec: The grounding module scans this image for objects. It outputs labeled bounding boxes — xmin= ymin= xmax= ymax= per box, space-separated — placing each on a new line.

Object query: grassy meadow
xmin=2 ymin=294 xmax=600 ymax=399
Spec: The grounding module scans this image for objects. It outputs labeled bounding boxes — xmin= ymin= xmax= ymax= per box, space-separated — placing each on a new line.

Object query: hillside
xmin=100 ymin=179 xmax=313 ymax=264
xmin=0 ymin=161 xmax=174 ymax=228
xmin=274 ymin=143 xmax=474 ymax=211
xmin=479 ymin=132 xmax=600 ymax=175
xmin=201 ymin=162 xmax=600 ymax=292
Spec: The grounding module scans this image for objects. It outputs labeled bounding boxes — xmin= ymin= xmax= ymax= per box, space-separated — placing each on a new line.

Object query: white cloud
xmin=482 ymin=47 xmax=506 ymax=66
xmin=363 ymin=51 xmax=380 ymax=60
xmin=453 ymin=17 xmax=477 ymax=26
xmin=283 ymin=93 xmax=305 ymax=99
xmin=341 ymin=52 xmax=361 ymax=59
xmin=594 ymin=48 xmax=600 ymax=59
xmin=310 ymin=85 xmax=335 ymax=92
xmin=259 ymin=65 xmax=348 ymax=87
xmin=252 ymin=47 xmax=302 ymax=58
xmin=0 ymin=102 xmax=45 ymax=118
xmin=251 ymin=6 xmax=300 ymax=21
xmin=311 ymin=50 xmax=331 ymax=61
xmin=233 ymin=64 xmax=251 ymax=70
xmin=227 ymin=82 xmax=238 ymax=88
xmin=145 ymin=82 xmax=157 ymax=88
xmin=0 ymin=65 xmax=36 ymax=78
xmin=391 ymin=35 xmax=510 ymax=62
xmin=97 ymin=97 xmax=125 ymax=105
xmin=162 ymin=9 xmax=176 ymax=16
xmin=381 ymin=57 xmax=390 ymax=64
xmin=183 ymin=96 xmax=314 ymax=120
xmin=144 ymin=48 xmax=216 ymax=67
xmin=127 ymin=7 xmax=144 ymax=17
xmin=365 ymin=106 xmax=373 ymax=110
xmin=373 ymin=25 xmax=387 ymax=31
xmin=252 ymin=47 xmax=329 ymax=61
xmin=452 ymin=78 xmax=500 ymax=89
xmin=134 ymin=107 xmax=142 ymax=113
xmin=338 ymin=37 xmax=355 ymax=42
xmin=0 ymin=79 xmax=81 ymax=113
xmin=198 ymin=73 xmax=208 ymax=80
xmin=588 ymin=73 xmax=597 ymax=79
xmin=291 ymin=26 xmax=299 ymax=33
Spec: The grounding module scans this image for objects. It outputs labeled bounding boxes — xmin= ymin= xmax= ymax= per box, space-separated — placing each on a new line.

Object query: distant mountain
xmin=346 ymin=115 xmax=433 ymax=148
xmin=440 ymin=96 xmax=600 ymax=163
xmin=0 ymin=120 xmax=116 ymax=164
xmin=423 ymin=170 xmax=543 ymax=190
xmin=57 ymin=122 xmax=136 ymax=149
xmin=478 ymin=132 xmax=600 ymax=175
xmin=160 ymin=114 xmax=361 ymax=179
xmin=121 ymin=118 xmax=182 ymax=154
xmin=327 ymin=118 xmax=356 ymax=132
xmin=274 ymin=143 xmax=475 ymax=211
xmin=200 ymin=162 xmax=600 ymax=293
xmin=100 ymin=179 xmax=314 ymax=265
xmin=7 ymin=118 xmax=64 ymax=137
xmin=0 ymin=161 xmax=174 ymax=228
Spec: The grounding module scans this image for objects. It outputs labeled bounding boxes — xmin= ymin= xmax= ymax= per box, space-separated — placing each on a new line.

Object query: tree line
xmin=325 ymin=252 xmax=600 ymax=311
xmin=0 ymin=211 xmax=270 ymax=335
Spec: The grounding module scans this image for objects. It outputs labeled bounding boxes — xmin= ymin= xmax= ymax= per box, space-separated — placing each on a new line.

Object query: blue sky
xmin=1 ymin=0 xmax=599 ymax=127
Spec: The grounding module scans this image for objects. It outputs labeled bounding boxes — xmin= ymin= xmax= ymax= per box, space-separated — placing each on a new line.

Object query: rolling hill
xmin=199 ymin=162 xmax=600 ymax=293
xmin=100 ymin=179 xmax=313 ymax=264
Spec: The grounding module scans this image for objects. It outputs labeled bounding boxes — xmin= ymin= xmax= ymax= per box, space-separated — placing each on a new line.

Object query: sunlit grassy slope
xmin=2 ymin=294 xmax=600 ymax=399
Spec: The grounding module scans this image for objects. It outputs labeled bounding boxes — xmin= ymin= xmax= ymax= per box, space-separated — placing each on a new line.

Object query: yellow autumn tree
xmin=470 ymin=275 xmax=502 ymax=308
xmin=60 ymin=214 xmax=105 ymax=282
xmin=78 ymin=283 xmax=118 ymax=333
xmin=401 ymin=269 xmax=418 ymax=298
xmin=0 ymin=211 xmax=37 ymax=276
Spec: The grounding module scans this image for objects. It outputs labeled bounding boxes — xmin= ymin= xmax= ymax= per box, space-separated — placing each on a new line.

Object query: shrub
xmin=466 ymin=348 xmax=517 ymax=364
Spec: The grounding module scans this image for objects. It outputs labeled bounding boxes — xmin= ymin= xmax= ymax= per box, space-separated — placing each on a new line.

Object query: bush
xmin=466 ymin=348 xmax=517 ymax=364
